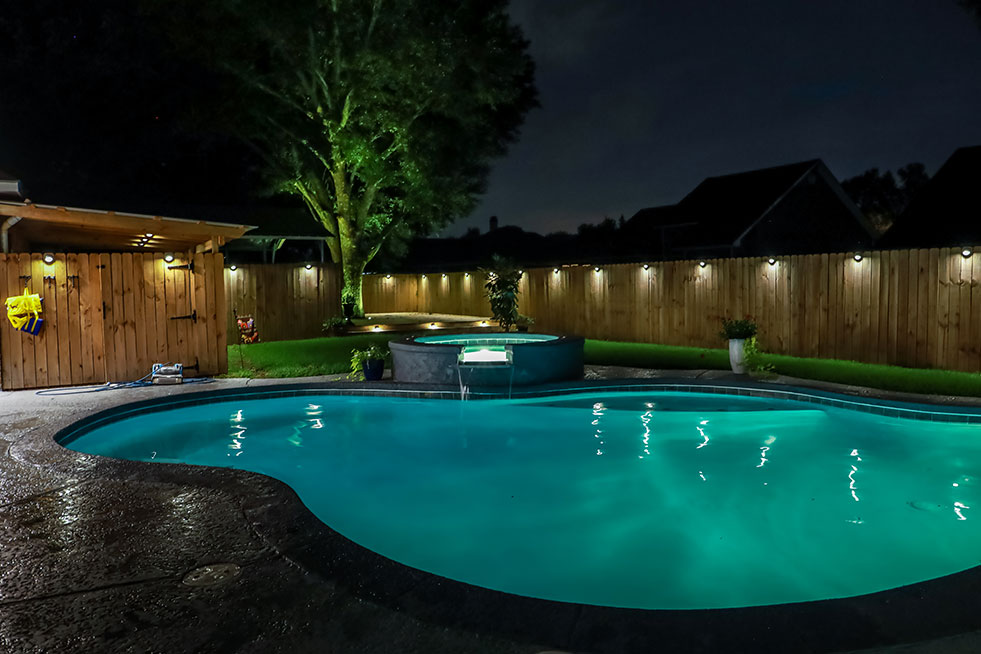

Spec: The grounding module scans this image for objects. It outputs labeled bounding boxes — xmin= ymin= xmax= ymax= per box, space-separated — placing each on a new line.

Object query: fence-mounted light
xmin=962 ymin=247 xmax=973 ymax=258
xmin=42 ymin=252 xmax=55 ymax=265
xmin=518 ymin=270 xmax=523 ymax=275
xmin=853 ymin=253 xmax=863 ymax=262
xmin=229 ymin=264 xmax=238 ymax=271
xmin=767 ymin=257 xmax=776 ymax=266
xmin=465 ymin=272 xmax=470 ymax=278
xmin=698 ymin=260 xmax=707 ymax=268
xmin=305 ymin=263 xmax=313 ymax=270
xmin=144 ymin=233 xmax=154 ymax=238
xmin=421 ymin=274 xmax=427 ymax=279
xmin=553 ymin=268 xmax=560 ymax=274
xmin=385 ymin=273 xmax=392 ymax=279
xmin=643 ymin=263 xmax=650 ymax=270
xmin=441 ymin=273 xmax=447 ymax=279
xmin=164 ymin=252 xmax=175 ymax=263
xmin=594 ymin=266 xmax=601 ymax=273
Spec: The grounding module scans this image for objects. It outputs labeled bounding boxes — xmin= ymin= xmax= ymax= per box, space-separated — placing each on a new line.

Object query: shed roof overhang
xmin=0 ymin=201 xmax=255 ymax=253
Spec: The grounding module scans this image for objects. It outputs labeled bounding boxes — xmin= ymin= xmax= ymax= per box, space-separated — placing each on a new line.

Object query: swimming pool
xmin=61 ymin=388 xmax=981 ymax=610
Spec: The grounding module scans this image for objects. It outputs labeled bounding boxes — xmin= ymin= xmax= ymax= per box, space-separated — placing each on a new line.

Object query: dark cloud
xmin=454 ymin=0 xmax=981 ymax=235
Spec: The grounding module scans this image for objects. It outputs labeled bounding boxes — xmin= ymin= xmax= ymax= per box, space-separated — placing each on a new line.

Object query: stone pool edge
xmin=19 ymin=375 xmax=981 ymax=654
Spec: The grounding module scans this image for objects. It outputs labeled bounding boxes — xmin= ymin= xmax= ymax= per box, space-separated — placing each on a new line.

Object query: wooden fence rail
xmin=362 ymin=247 xmax=981 ymax=373
xmin=1 ymin=251 xmax=226 ymax=390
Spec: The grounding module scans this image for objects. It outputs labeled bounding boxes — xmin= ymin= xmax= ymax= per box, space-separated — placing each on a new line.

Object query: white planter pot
xmin=728 ymin=338 xmax=747 ymax=374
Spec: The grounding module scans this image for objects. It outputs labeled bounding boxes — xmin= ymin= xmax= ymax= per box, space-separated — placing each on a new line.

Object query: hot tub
xmin=389 ymin=332 xmax=584 ymax=386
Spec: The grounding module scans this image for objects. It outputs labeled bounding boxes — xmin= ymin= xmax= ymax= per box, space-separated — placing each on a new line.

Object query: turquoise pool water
xmin=64 ymin=391 xmax=981 ymax=609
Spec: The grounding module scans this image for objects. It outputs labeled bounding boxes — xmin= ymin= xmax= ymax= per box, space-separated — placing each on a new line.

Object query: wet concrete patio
xmin=2 ymin=369 xmax=981 ymax=653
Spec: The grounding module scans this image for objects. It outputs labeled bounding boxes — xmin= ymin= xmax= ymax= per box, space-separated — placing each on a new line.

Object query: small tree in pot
xmin=482 ymin=255 xmax=523 ymax=332
xmin=719 ymin=318 xmax=758 ymax=374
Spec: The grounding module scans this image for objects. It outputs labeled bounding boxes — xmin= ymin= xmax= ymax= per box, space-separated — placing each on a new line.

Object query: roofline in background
xmin=731 ymin=161 xmax=820 ymax=247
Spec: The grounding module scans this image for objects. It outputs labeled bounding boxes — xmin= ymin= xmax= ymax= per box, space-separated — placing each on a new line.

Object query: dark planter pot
xmin=342 ymin=302 xmax=356 ymax=325
xmin=362 ymin=358 xmax=385 ymax=381
xmin=516 ymin=325 xmax=529 ymax=332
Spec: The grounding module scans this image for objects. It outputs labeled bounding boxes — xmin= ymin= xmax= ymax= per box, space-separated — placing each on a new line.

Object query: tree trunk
xmin=342 ymin=257 xmax=368 ymax=317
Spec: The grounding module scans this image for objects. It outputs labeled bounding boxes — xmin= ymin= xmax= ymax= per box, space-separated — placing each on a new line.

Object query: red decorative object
xmin=237 ymin=314 xmax=259 ymax=344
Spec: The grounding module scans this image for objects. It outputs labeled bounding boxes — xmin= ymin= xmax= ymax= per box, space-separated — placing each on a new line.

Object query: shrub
xmin=348 ymin=343 xmax=389 ymax=380
xmin=720 ymin=317 xmax=758 ymax=340
xmin=481 ymin=255 xmax=523 ymax=332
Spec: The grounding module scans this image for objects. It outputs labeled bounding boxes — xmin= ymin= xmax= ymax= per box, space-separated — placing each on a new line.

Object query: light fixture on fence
xmin=305 ymin=263 xmax=313 ymax=270
xmin=465 ymin=272 xmax=470 ymax=278
xmin=962 ymin=247 xmax=973 ymax=258
xmin=767 ymin=257 xmax=776 ymax=266
xmin=518 ymin=270 xmax=523 ymax=275
xmin=229 ymin=264 xmax=238 ymax=271
xmin=144 ymin=233 xmax=154 ymax=238
xmin=643 ymin=263 xmax=650 ymax=270
xmin=421 ymin=274 xmax=427 ymax=279
xmin=42 ymin=252 xmax=55 ymax=265
xmin=698 ymin=260 xmax=707 ymax=268
xmin=164 ymin=252 xmax=175 ymax=263
xmin=594 ymin=266 xmax=601 ymax=273
xmin=853 ymin=253 xmax=863 ymax=262
xmin=385 ymin=273 xmax=392 ymax=279
xmin=553 ymin=268 xmax=560 ymax=274
xmin=441 ymin=273 xmax=447 ymax=279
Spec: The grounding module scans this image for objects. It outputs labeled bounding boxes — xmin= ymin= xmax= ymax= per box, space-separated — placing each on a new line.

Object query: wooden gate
xmin=0 ymin=251 xmax=227 ymax=390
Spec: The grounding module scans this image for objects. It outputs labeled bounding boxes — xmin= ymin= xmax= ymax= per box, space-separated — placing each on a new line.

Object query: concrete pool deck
xmin=2 ymin=369 xmax=981 ymax=653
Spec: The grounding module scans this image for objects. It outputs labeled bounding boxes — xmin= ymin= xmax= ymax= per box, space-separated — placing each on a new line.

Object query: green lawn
xmin=227 ymin=335 xmax=981 ymax=398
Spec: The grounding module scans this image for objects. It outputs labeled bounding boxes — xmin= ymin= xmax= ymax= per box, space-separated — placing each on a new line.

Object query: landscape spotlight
xmin=429 ymin=322 xmax=438 ymax=329
xmin=518 ymin=270 xmax=523 ymax=275
xmin=853 ymin=253 xmax=863 ymax=262
xmin=698 ymin=261 xmax=706 ymax=268
xmin=767 ymin=257 xmax=776 ymax=266
xmin=372 ymin=325 xmax=381 ymax=332
xmin=305 ymin=263 xmax=313 ymax=270
xmin=164 ymin=252 xmax=175 ymax=263
xmin=962 ymin=247 xmax=973 ymax=258
xmin=229 ymin=264 xmax=238 ymax=271
xmin=480 ymin=320 xmax=488 ymax=327
xmin=42 ymin=252 xmax=55 ymax=265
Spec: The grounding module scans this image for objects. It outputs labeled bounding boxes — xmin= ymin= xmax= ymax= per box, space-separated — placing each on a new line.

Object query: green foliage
xmin=720 ymin=318 xmax=758 ymax=340
xmin=516 ymin=313 xmax=535 ymax=327
xmin=321 ymin=315 xmax=346 ymax=335
xmin=481 ymin=255 xmax=523 ymax=332
xmin=152 ymin=0 xmax=537 ymax=316
xmin=348 ymin=343 xmax=389 ymax=380
xmin=743 ymin=336 xmax=776 ymax=378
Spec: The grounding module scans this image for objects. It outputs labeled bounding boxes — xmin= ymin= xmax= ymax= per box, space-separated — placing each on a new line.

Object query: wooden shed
xmin=0 ymin=201 xmax=253 ymax=390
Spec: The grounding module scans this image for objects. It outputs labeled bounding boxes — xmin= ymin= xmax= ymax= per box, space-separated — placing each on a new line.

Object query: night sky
xmin=455 ymin=0 xmax=981 ymax=236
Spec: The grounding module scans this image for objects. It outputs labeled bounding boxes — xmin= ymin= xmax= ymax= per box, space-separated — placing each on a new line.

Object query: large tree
xmin=841 ymin=163 xmax=929 ymax=233
xmin=158 ymin=0 xmax=537 ymax=315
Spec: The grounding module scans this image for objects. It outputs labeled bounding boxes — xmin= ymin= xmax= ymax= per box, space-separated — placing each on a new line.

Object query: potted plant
xmin=341 ymin=290 xmax=357 ymax=324
xmin=719 ymin=318 xmax=758 ymax=374
xmin=321 ymin=315 xmax=346 ymax=337
xmin=481 ymin=255 xmax=523 ymax=332
xmin=349 ymin=343 xmax=388 ymax=381
xmin=515 ymin=314 xmax=535 ymax=332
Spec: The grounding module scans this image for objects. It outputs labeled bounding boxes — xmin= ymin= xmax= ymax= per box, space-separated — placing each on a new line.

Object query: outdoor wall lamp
xmin=853 ymin=253 xmax=863 ymax=262
xmin=164 ymin=252 xmax=175 ymax=263
xmin=594 ymin=266 xmax=601 ymax=273
xmin=698 ymin=261 xmax=707 ymax=268
xmin=229 ymin=264 xmax=238 ymax=271
xmin=385 ymin=273 xmax=391 ymax=278
xmin=42 ymin=252 xmax=55 ymax=265
xmin=962 ymin=247 xmax=973 ymax=258
xmin=553 ymin=268 xmax=560 ymax=274
xmin=441 ymin=273 xmax=447 ymax=279
xmin=518 ymin=270 xmax=523 ymax=275
xmin=421 ymin=274 xmax=427 ymax=279
xmin=305 ymin=263 xmax=313 ymax=270
xmin=643 ymin=263 xmax=650 ymax=270
xmin=465 ymin=272 xmax=470 ymax=278
xmin=767 ymin=257 xmax=776 ymax=266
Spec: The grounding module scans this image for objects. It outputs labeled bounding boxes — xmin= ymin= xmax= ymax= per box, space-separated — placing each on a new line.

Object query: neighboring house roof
xmin=878 ymin=145 xmax=981 ymax=249
xmin=0 ymin=169 xmax=23 ymax=199
xmin=627 ymin=159 xmax=874 ymax=254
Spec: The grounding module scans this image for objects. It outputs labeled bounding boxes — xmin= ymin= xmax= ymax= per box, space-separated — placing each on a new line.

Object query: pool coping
xmin=26 ymin=375 xmax=981 ymax=653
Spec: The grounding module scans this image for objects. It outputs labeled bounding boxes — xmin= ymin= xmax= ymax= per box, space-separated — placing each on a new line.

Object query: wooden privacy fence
xmin=224 ymin=263 xmax=342 ymax=342
xmin=0 ymin=252 xmax=227 ymax=390
xmin=363 ymin=246 xmax=981 ymax=373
